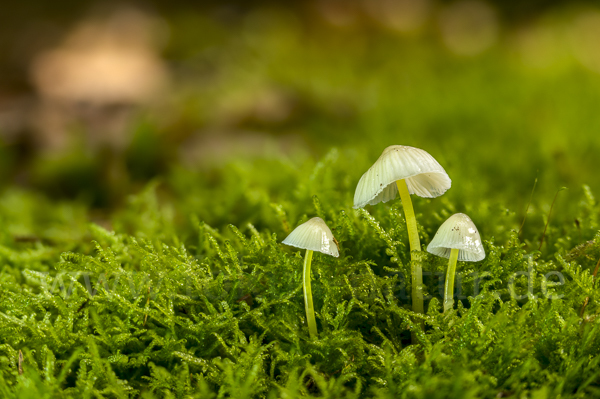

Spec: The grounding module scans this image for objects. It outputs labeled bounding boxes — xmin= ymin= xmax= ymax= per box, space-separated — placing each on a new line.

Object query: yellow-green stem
xmin=303 ymin=250 xmax=318 ymax=339
xmin=396 ymin=179 xmax=423 ymax=315
xmin=396 ymin=180 xmax=421 ymax=255
xmin=444 ymin=248 xmax=460 ymax=313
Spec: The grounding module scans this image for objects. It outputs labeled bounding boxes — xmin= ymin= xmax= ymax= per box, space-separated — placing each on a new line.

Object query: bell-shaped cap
xmin=427 ymin=213 xmax=485 ymax=262
xmin=282 ymin=217 xmax=339 ymax=257
xmin=353 ymin=145 xmax=451 ymax=208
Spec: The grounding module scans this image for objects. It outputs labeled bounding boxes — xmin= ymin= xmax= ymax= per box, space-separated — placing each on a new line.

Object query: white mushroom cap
xmin=353 ymin=145 xmax=451 ymax=209
xmin=427 ymin=213 xmax=485 ymax=262
xmin=282 ymin=217 xmax=339 ymax=257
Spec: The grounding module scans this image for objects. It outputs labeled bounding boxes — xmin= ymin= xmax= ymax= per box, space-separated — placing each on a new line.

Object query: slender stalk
xmin=396 ymin=180 xmax=421 ymax=254
xmin=444 ymin=248 xmax=460 ymax=313
xmin=396 ymin=180 xmax=423 ymax=315
xmin=518 ymin=177 xmax=537 ymax=239
xmin=539 ymin=187 xmax=567 ymax=251
xmin=303 ymin=249 xmax=318 ymax=339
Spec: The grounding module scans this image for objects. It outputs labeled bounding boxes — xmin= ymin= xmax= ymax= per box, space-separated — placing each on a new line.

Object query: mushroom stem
xmin=396 ymin=179 xmax=421 ymax=254
xmin=396 ymin=179 xmax=424 ymax=315
xmin=443 ymin=248 xmax=460 ymax=312
xmin=303 ymin=249 xmax=318 ymax=339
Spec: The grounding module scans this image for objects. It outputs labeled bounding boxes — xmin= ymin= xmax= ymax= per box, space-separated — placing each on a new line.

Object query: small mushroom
xmin=353 ymin=145 xmax=451 ymax=314
xmin=427 ymin=213 xmax=485 ymax=312
xmin=282 ymin=217 xmax=339 ymax=339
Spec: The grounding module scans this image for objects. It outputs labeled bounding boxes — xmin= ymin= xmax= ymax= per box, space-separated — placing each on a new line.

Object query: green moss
xmin=0 ymin=147 xmax=599 ymax=397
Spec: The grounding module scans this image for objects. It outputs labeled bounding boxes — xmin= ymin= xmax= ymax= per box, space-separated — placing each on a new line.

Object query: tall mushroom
xmin=427 ymin=213 xmax=485 ymax=312
xmin=354 ymin=145 xmax=451 ymax=314
xmin=282 ymin=217 xmax=339 ymax=339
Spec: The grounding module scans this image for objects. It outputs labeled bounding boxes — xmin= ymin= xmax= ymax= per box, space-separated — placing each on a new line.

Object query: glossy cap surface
xmin=427 ymin=213 xmax=485 ymax=262
xmin=282 ymin=217 xmax=339 ymax=257
xmin=353 ymin=145 xmax=451 ymax=208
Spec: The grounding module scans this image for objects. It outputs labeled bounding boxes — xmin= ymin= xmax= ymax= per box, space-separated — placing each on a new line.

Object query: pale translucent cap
xmin=353 ymin=145 xmax=451 ymax=209
xmin=427 ymin=213 xmax=485 ymax=262
xmin=282 ymin=217 xmax=339 ymax=257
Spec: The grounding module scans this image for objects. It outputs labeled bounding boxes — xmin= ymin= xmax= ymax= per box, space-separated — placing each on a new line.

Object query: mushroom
xmin=353 ymin=145 xmax=451 ymax=314
xmin=427 ymin=213 xmax=485 ymax=312
xmin=282 ymin=217 xmax=339 ymax=339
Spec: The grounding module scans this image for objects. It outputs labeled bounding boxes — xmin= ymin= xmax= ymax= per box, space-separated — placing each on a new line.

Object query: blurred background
xmin=0 ymin=0 xmax=599 ymax=242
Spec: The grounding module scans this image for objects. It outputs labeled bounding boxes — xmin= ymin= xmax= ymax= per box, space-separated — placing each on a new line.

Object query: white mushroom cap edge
xmin=427 ymin=213 xmax=485 ymax=262
xmin=282 ymin=217 xmax=339 ymax=257
xmin=353 ymin=145 xmax=451 ymax=209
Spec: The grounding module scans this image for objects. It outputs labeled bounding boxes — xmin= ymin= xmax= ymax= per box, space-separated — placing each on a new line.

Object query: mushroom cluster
xmin=281 ymin=144 xmax=486 ymax=340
